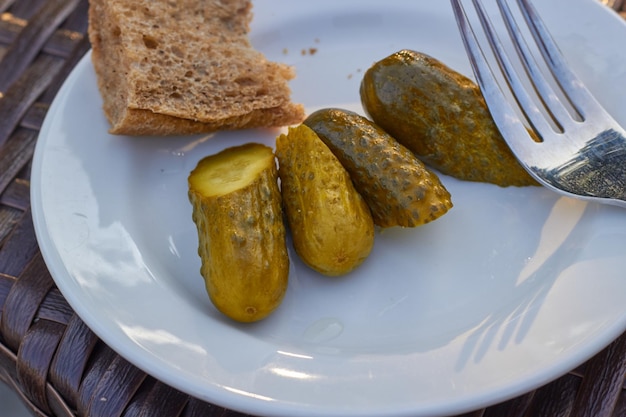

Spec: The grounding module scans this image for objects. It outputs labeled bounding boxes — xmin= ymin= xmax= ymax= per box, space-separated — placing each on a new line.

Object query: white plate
xmin=31 ymin=1 xmax=626 ymax=416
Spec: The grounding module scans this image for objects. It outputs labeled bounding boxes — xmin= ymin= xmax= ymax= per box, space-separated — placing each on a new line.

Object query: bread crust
xmin=88 ymin=0 xmax=304 ymax=136
xmin=108 ymin=103 xmax=306 ymax=136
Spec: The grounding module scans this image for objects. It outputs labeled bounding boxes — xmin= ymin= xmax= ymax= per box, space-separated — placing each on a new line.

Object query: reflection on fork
xmin=451 ymin=0 xmax=626 ymax=207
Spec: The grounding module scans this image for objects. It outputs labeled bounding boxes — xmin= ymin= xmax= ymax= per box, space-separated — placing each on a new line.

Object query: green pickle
xmin=360 ymin=49 xmax=537 ymax=187
xmin=304 ymin=108 xmax=452 ymax=228
xmin=276 ymin=125 xmax=375 ymax=276
xmin=188 ymin=143 xmax=289 ymax=322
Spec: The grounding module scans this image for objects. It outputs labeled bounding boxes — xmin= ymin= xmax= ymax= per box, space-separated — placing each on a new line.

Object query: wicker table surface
xmin=1 ymin=1 xmax=625 ymax=416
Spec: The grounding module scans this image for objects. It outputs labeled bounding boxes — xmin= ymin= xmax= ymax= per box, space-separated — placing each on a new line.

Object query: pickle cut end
xmin=189 ymin=143 xmax=274 ymax=197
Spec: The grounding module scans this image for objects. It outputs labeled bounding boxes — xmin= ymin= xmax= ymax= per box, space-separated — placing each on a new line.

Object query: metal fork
xmin=451 ymin=0 xmax=626 ymax=207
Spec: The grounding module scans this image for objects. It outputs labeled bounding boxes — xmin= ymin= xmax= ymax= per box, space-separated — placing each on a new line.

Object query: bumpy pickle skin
xmin=276 ymin=125 xmax=375 ymax=276
xmin=188 ymin=143 xmax=289 ymax=323
xmin=360 ymin=49 xmax=537 ymax=187
xmin=304 ymin=108 xmax=452 ymax=228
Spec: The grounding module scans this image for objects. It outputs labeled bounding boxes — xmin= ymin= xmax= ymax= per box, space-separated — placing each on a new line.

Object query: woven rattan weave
xmin=0 ymin=1 xmax=624 ymax=416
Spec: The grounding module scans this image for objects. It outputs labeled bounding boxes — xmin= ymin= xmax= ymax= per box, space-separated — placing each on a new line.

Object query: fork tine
xmin=469 ymin=0 xmax=556 ymax=140
xmin=450 ymin=0 xmax=542 ymax=164
xmin=515 ymin=0 xmax=606 ymax=120
xmin=496 ymin=0 xmax=576 ymax=131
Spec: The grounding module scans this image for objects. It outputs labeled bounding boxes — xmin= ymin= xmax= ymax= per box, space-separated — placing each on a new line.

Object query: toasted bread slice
xmin=88 ymin=0 xmax=304 ymax=135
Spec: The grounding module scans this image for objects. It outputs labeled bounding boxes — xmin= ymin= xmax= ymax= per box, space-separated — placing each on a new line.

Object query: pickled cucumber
xmin=304 ymin=108 xmax=452 ymax=228
xmin=360 ymin=49 xmax=537 ymax=186
xmin=276 ymin=125 xmax=375 ymax=276
xmin=188 ymin=143 xmax=288 ymax=322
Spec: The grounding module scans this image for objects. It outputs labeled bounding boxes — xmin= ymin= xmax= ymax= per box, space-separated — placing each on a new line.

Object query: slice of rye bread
xmin=88 ymin=0 xmax=305 ymax=135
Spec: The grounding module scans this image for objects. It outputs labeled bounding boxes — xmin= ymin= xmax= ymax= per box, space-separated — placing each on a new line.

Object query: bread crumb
xmin=301 ymin=47 xmax=319 ymax=56
xmin=348 ymin=68 xmax=362 ymax=80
